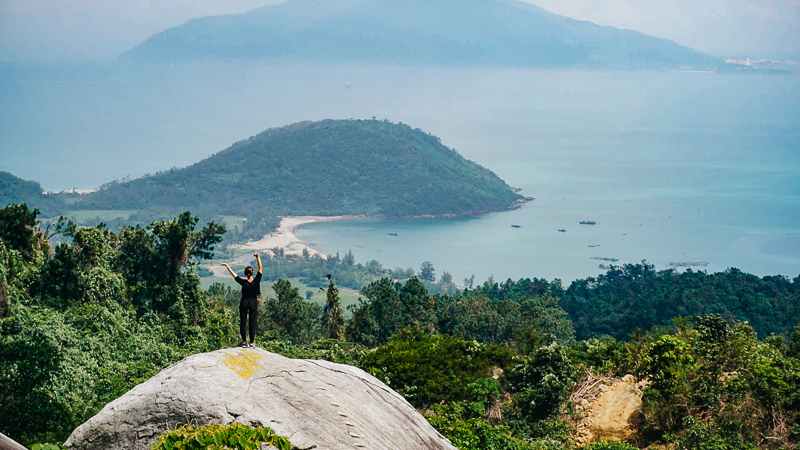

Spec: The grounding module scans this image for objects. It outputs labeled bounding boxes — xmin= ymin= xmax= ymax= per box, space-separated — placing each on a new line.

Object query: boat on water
xmin=669 ymin=261 xmax=709 ymax=268
xmin=558 ymin=229 xmax=566 ymax=232
xmin=579 ymin=221 xmax=597 ymax=225
xmin=591 ymin=256 xmax=619 ymax=262
xmin=511 ymin=224 xmax=522 ymax=228
xmin=388 ymin=231 xmax=398 ymax=236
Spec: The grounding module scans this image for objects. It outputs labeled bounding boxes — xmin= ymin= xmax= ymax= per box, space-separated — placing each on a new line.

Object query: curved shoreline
xmin=229 ymin=196 xmax=535 ymax=260
xmin=231 ymin=215 xmax=360 ymax=258
xmin=211 ymin=199 xmax=534 ymax=278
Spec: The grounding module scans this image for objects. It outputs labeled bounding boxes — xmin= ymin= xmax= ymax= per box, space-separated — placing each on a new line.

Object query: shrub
xmin=582 ymin=439 xmax=637 ymax=450
xmin=151 ymin=423 xmax=290 ymax=450
xmin=506 ymin=344 xmax=577 ymax=423
xmin=360 ymin=327 xmax=514 ymax=407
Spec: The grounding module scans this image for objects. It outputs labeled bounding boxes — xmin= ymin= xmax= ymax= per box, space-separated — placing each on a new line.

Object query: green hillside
xmin=0 ymin=172 xmax=42 ymax=204
xmin=79 ymin=119 xmax=523 ymax=226
xmin=0 ymin=171 xmax=65 ymax=216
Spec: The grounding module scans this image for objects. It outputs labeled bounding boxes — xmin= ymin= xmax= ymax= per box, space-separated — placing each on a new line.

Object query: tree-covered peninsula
xmin=73 ymin=119 xmax=524 ymax=237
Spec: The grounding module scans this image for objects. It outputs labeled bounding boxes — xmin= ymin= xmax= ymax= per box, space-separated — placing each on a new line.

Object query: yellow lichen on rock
xmin=223 ymin=350 xmax=263 ymax=379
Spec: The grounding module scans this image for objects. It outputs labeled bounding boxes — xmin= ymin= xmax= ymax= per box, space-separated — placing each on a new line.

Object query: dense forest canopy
xmin=1 ymin=204 xmax=798 ymax=449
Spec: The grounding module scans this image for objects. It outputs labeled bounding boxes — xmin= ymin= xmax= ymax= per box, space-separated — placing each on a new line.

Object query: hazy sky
xmin=0 ymin=0 xmax=798 ymax=61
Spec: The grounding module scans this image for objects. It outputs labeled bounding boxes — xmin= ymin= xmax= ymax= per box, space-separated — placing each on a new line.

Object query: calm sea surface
xmin=1 ymin=62 xmax=798 ymax=282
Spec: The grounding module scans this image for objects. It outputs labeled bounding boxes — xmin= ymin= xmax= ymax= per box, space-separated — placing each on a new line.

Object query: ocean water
xmin=0 ymin=62 xmax=798 ymax=282
xmin=291 ymin=68 xmax=800 ymax=283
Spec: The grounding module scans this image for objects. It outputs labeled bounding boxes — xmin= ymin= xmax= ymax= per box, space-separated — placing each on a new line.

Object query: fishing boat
xmin=511 ymin=224 xmax=522 ymax=228
xmin=579 ymin=221 xmax=597 ymax=225
xmin=558 ymin=229 xmax=566 ymax=232
xmin=388 ymin=231 xmax=398 ymax=236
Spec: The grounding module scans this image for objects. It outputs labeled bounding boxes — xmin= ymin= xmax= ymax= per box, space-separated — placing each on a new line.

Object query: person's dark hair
xmin=244 ymin=266 xmax=254 ymax=277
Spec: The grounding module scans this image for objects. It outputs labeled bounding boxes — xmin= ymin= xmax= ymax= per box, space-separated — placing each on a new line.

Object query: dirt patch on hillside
xmin=571 ymin=373 xmax=646 ymax=446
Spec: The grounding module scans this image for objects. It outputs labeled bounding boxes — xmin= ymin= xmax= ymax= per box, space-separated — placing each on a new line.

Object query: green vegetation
xmin=51 ymin=209 xmax=136 ymax=222
xmin=558 ymin=262 xmax=800 ymax=340
xmin=0 ymin=204 xmax=235 ymax=445
xmin=200 ymin=275 xmax=361 ymax=312
xmin=1 ymin=204 xmax=798 ymax=449
xmin=2 ymin=120 xmax=523 ymax=246
xmin=583 ymin=441 xmax=637 ymax=450
xmin=30 ymin=444 xmax=67 ymax=450
xmin=636 ymin=316 xmax=800 ymax=448
xmin=321 ymin=275 xmax=345 ymax=340
xmin=58 ymin=119 xmax=520 ymax=242
xmin=361 ymin=328 xmax=515 ymax=406
xmin=0 ymin=171 xmax=44 ymax=206
xmin=151 ymin=423 xmax=290 ymax=450
xmin=0 ymin=171 xmax=68 ymax=216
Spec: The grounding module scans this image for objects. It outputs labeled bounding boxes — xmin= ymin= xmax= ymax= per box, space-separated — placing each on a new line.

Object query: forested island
xmin=2 ymin=119 xmax=526 ymax=244
xmin=1 ymin=204 xmax=798 ymax=449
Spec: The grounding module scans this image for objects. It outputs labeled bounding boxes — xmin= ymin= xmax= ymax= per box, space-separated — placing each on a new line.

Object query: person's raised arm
xmin=220 ymin=262 xmax=238 ymax=279
xmin=254 ymin=252 xmax=262 ymax=274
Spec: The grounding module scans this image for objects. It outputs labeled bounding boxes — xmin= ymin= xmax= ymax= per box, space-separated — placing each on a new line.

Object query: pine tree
xmin=321 ymin=274 xmax=345 ymax=340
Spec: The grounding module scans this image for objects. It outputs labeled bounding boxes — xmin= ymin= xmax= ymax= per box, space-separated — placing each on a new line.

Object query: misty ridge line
xmin=121 ymin=0 xmax=720 ymax=70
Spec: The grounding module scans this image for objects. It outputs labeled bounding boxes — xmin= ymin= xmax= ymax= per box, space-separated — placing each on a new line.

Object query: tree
xmin=115 ymin=212 xmax=225 ymax=319
xmin=349 ymin=277 xmax=403 ymax=345
xmin=347 ymin=277 xmax=436 ymax=346
xmin=342 ymin=250 xmax=356 ymax=266
xmin=439 ymin=271 xmax=454 ymax=287
xmin=0 ymin=203 xmax=42 ymax=255
xmin=0 ymin=209 xmax=237 ymax=446
xmin=463 ymin=274 xmax=475 ymax=290
xmin=263 ymin=279 xmax=321 ymax=343
xmin=506 ymin=344 xmax=576 ymax=423
xmin=437 ymin=294 xmax=518 ymax=344
xmin=517 ymin=293 xmax=576 ymax=346
xmin=148 ymin=212 xmax=226 ymax=279
xmin=419 ymin=261 xmax=436 ymax=284
xmin=321 ymin=275 xmax=345 ymax=340
xmin=635 ymin=315 xmax=800 ymax=447
xmin=360 ymin=328 xmax=514 ymax=408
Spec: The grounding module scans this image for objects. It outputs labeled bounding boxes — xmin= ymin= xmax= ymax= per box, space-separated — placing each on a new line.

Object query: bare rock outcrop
xmin=572 ymin=374 xmax=644 ymax=446
xmin=65 ymin=348 xmax=456 ymax=450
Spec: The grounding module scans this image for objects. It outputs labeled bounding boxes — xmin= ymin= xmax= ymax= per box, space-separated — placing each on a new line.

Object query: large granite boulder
xmin=65 ymin=348 xmax=456 ymax=450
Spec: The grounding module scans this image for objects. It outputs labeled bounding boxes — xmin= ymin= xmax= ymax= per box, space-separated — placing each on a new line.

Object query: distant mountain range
xmin=123 ymin=0 xmax=718 ymax=69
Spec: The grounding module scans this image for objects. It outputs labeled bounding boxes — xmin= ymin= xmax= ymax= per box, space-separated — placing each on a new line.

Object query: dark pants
xmin=239 ymin=297 xmax=258 ymax=343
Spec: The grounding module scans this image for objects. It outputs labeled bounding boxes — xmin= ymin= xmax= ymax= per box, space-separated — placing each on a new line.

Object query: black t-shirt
xmin=235 ymin=272 xmax=262 ymax=300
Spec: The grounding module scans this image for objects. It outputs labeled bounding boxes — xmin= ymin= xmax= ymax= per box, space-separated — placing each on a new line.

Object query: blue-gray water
xmin=1 ymin=62 xmax=798 ymax=282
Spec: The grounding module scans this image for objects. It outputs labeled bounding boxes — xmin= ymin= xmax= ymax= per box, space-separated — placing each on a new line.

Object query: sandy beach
xmin=232 ymin=216 xmax=350 ymax=257
xmin=210 ymin=216 xmax=351 ymax=277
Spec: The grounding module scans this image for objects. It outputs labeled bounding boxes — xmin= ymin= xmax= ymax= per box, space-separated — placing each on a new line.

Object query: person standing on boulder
xmin=220 ymin=253 xmax=262 ymax=348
